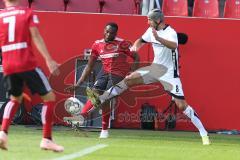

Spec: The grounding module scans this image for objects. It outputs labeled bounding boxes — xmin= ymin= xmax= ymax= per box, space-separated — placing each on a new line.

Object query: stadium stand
xmin=224 ymin=0 xmax=240 ymax=18
xmin=101 ymin=0 xmax=140 ymax=14
xmin=65 ymin=0 xmax=101 ymax=13
xmin=162 ymin=0 xmax=188 ymax=16
xmin=193 ymin=0 xmax=219 ymax=18
xmin=31 ymin=0 xmax=66 ymax=11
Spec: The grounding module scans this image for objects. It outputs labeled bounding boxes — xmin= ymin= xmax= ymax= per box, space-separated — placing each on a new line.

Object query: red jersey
xmin=0 ymin=6 xmax=39 ymax=75
xmin=91 ymin=37 xmax=135 ymax=77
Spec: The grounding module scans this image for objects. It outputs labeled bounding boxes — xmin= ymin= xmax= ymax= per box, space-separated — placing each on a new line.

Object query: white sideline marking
xmin=53 ymin=144 xmax=108 ymax=160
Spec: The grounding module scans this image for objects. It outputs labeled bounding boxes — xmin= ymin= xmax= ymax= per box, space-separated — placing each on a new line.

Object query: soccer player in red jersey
xmin=0 ymin=0 xmax=63 ymax=152
xmin=66 ymin=22 xmax=139 ymax=138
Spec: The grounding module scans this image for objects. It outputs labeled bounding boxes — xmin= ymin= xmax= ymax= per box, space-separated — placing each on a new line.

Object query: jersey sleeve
xmin=141 ymin=28 xmax=152 ymax=42
xmin=28 ymin=9 xmax=39 ymax=28
xmin=90 ymin=42 xmax=99 ymax=59
xmin=166 ymin=29 xmax=178 ymax=45
xmin=124 ymin=47 xmax=135 ymax=59
xmin=119 ymin=40 xmax=135 ymax=58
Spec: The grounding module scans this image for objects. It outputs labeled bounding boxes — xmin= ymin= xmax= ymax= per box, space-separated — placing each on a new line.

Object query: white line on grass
xmin=52 ymin=144 xmax=108 ymax=160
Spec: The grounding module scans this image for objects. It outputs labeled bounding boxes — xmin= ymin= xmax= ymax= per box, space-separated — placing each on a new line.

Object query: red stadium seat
xmin=224 ymin=0 xmax=240 ymax=18
xmin=101 ymin=0 xmax=138 ymax=14
xmin=66 ymin=0 xmax=101 ymax=13
xmin=193 ymin=0 xmax=219 ymax=18
xmin=31 ymin=0 xmax=65 ymax=11
xmin=162 ymin=0 xmax=188 ymax=16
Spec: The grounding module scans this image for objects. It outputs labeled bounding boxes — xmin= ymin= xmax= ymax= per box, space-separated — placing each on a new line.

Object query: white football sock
xmin=183 ymin=106 xmax=208 ymax=137
xmin=99 ymin=80 xmax=128 ymax=103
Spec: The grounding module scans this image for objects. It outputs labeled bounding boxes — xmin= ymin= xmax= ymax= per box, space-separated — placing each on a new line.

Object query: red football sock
xmin=1 ymin=100 xmax=20 ymax=133
xmin=81 ymin=100 xmax=94 ymax=118
xmin=102 ymin=105 xmax=110 ymax=130
xmin=42 ymin=101 xmax=55 ymax=139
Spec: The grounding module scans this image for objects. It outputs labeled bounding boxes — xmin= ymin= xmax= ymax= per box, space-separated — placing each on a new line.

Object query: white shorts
xmin=136 ymin=63 xmax=185 ymax=99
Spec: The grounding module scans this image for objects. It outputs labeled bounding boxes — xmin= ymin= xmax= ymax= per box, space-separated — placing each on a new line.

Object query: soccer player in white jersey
xmin=87 ymin=8 xmax=210 ymax=145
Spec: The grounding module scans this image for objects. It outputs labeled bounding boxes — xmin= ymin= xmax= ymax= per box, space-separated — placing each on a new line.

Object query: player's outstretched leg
xmin=86 ymin=80 xmax=129 ymax=108
xmin=183 ymin=105 xmax=210 ymax=145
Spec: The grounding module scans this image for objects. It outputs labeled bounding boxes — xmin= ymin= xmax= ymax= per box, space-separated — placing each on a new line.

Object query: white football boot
xmin=99 ymin=130 xmax=109 ymax=139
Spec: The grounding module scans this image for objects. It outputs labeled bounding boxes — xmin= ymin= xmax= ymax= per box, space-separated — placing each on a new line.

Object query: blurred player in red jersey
xmin=65 ymin=22 xmax=139 ymax=138
xmin=0 ymin=0 xmax=63 ymax=152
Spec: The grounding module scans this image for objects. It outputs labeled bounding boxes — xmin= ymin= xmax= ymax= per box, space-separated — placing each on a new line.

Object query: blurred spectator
xmin=188 ymin=0 xmax=194 ymax=16
xmin=219 ymin=0 xmax=226 ymax=17
xmin=141 ymin=0 xmax=162 ymax=15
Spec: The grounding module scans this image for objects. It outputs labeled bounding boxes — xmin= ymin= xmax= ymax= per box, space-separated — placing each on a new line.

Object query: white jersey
xmin=138 ymin=25 xmax=184 ymax=98
xmin=142 ymin=25 xmax=179 ymax=78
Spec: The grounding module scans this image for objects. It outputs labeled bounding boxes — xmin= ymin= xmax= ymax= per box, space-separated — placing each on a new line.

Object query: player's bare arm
xmin=131 ymin=38 xmax=145 ymax=52
xmin=30 ymin=27 xmax=59 ymax=75
xmin=65 ymin=55 xmax=96 ymax=92
xmin=76 ymin=55 xmax=96 ymax=86
xmin=131 ymin=52 xmax=140 ymax=71
xmin=152 ymin=28 xmax=177 ymax=50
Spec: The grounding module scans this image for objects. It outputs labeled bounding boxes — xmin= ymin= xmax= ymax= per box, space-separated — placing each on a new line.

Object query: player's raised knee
xmin=125 ymin=72 xmax=142 ymax=86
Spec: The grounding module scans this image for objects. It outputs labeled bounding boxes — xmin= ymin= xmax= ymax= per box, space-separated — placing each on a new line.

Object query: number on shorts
xmin=176 ymin=85 xmax=179 ymax=93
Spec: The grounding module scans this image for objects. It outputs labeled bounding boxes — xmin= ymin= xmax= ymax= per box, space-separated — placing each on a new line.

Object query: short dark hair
xmin=105 ymin=22 xmax=118 ymax=32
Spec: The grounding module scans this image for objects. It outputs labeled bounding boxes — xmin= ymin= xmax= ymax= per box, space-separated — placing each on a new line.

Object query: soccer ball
xmin=64 ymin=97 xmax=84 ymax=115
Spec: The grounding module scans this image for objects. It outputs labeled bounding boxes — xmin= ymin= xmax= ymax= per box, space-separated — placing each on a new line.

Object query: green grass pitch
xmin=0 ymin=125 xmax=240 ymax=160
